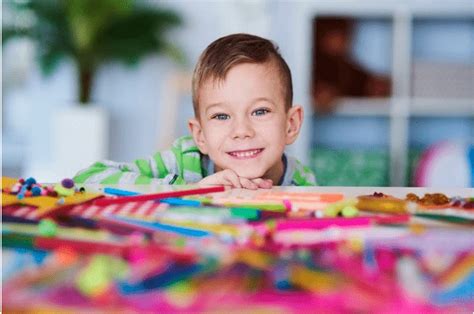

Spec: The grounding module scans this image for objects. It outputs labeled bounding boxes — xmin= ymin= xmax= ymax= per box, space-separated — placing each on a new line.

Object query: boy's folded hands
xmin=198 ymin=169 xmax=273 ymax=190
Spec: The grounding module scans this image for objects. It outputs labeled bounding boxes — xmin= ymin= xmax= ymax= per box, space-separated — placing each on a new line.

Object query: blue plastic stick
xmin=104 ymin=187 xmax=140 ymax=197
xmin=108 ymin=216 xmax=211 ymax=238
xmin=159 ymin=197 xmax=202 ymax=207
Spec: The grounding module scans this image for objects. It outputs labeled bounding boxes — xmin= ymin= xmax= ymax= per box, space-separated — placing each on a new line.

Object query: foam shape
xmin=2 ymin=177 xmax=18 ymax=189
xmin=2 ymin=190 xmax=102 ymax=220
xmin=414 ymin=142 xmax=473 ymax=188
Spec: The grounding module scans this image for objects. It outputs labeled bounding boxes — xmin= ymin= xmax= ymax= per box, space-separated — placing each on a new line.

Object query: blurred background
xmin=2 ymin=0 xmax=473 ymax=187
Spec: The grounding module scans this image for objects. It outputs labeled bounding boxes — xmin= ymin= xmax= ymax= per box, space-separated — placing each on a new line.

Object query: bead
xmin=324 ymin=203 xmax=340 ymax=217
xmin=341 ymin=205 xmax=359 ymax=217
xmin=61 ymin=178 xmax=75 ymax=189
xmin=463 ymin=201 xmax=474 ymax=209
xmin=406 ymin=193 xmax=420 ymax=202
xmin=420 ymin=193 xmax=449 ymax=205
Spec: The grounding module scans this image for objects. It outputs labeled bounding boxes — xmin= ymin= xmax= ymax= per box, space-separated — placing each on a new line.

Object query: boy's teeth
xmin=230 ymin=149 xmax=261 ymax=157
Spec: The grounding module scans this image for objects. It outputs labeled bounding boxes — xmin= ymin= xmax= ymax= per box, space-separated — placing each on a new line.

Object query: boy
xmin=74 ymin=33 xmax=316 ymax=189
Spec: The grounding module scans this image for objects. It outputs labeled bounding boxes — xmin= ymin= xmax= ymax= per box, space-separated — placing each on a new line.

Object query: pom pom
xmin=25 ymin=177 xmax=37 ymax=186
xmin=61 ymin=178 xmax=75 ymax=189
xmin=31 ymin=186 xmax=42 ymax=196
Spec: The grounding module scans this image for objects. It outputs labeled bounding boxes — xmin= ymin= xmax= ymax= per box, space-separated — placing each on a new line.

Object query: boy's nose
xmin=231 ymin=117 xmax=255 ymax=139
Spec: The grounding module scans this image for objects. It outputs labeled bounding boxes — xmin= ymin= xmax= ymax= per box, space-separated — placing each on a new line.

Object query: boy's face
xmin=189 ymin=62 xmax=303 ymax=182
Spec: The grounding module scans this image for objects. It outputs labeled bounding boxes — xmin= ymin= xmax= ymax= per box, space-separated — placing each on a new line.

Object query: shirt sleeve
xmin=292 ymin=162 xmax=317 ymax=186
xmin=73 ymin=149 xmax=182 ymax=184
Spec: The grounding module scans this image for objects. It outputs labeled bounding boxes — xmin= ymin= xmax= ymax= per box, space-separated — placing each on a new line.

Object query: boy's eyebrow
xmin=204 ymin=97 xmax=277 ymax=114
xmin=204 ymin=102 xmax=226 ymax=113
xmin=251 ymin=97 xmax=276 ymax=106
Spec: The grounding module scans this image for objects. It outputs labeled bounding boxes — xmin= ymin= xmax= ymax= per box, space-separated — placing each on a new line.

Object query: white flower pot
xmin=52 ymin=105 xmax=109 ymax=179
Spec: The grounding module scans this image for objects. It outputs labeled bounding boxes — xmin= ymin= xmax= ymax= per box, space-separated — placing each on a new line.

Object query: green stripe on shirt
xmin=73 ymin=135 xmax=317 ymax=186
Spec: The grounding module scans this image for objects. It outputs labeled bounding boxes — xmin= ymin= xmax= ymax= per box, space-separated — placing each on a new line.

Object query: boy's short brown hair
xmin=192 ymin=33 xmax=293 ymax=116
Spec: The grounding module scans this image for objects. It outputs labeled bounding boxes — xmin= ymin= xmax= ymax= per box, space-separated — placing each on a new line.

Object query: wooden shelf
xmin=410 ymin=98 xmax=474 ymax=117
xmin=286 ymin=1 xmax=474 ymax=186
xmin=330 ymin=97 xmax=473 ymax=117
xmin=333 ymin=98 xmax=391 ymax=116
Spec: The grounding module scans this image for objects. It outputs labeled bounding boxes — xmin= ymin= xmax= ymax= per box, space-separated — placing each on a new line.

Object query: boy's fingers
xmin=198 ymin=177 xmax=221 ymax=187
xmin=264 ymin=179 xmax=274 ymax=188
xmin=198 ymin=170 xmax=239 ymax=188
xmin=250 ymin=178 xmax=265 ymax=188
xmin=251 ymin=178 xmax=273 ymax=189
xmin=222 ymin=169 xmax=241 ymax=188
xmin=239 ymin=177 xmax=258 ymax=190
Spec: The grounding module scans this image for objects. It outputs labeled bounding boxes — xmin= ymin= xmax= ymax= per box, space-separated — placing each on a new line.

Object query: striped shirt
xmin=73 ymin=136 xmax=317 ymax=186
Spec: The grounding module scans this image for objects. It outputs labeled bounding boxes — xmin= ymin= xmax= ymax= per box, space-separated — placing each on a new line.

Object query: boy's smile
xmin=189 ymin=61 xmax=302 ymax=184
xmin=227 ymin=148 xmax=264 ymax=159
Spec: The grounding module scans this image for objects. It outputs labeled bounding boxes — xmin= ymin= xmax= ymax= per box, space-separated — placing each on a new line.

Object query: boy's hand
xmin=198 ymin=169 xmax=273 ymax=190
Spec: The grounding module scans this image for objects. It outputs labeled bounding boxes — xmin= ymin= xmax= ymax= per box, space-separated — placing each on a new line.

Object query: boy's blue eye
xmin=212 ymin=113 xmax=230 ymax=120
xmin=252 ymin=108 xmax=270 ymax=116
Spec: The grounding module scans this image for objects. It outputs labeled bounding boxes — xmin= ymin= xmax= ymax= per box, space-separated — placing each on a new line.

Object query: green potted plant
xmin=3 ymin=0 xmax=183 ymax=104
xmin=2 ymin=0 xmax=184 ymax=180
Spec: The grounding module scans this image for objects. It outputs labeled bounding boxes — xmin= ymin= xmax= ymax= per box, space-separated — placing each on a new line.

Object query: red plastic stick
xmin=94 ymin=186 xmax=225 ymax=206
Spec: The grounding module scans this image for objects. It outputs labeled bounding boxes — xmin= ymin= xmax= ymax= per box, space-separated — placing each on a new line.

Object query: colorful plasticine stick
xmin=275 ymin=215 xmax=409 ymax=232
xmin=276 ymin=217 xmax=372 ymax=231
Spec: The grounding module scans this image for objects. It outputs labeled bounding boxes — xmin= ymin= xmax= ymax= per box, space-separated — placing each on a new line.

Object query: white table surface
xmin=80 ymin=184 xmax=474 ymax=199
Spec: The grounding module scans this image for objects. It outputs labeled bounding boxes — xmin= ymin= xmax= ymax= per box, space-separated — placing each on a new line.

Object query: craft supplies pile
xmin=2 ymin=176 xmax=473 ymax=312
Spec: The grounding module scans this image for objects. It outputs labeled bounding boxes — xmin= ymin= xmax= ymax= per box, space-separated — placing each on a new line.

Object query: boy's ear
xmin=188 ymin=118 xmax=209 ymax=154
xmin=285 ymin=105 xmax=303 ymax=145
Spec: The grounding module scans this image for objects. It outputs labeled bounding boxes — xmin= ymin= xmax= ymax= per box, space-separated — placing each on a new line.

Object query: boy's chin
xmin=232 ymin=167 xmax=266 ymax=180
